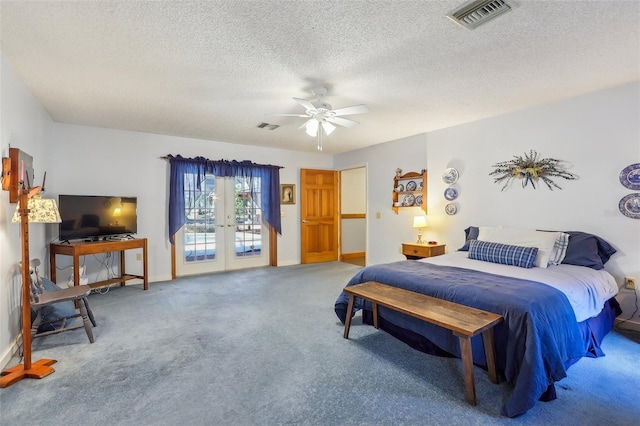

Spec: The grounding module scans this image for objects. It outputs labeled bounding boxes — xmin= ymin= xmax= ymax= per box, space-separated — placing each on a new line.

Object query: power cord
xmin=615 ymin=288 xmax=639 ymax=331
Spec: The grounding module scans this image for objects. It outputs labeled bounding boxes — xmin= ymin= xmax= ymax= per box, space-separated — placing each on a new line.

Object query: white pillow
xmin=548 ymin=232 xmax=570 ymax=266
xmin=477 ymin=227 xmax=562 ymax=268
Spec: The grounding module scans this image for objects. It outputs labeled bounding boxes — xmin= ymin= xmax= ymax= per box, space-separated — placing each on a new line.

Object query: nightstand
xmin=402 ymin=243 xmax=446 ymax=260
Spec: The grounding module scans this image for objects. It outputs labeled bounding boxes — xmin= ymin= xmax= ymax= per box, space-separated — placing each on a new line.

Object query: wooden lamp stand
xmin=0 ymin=186 xmax=57 ymax=388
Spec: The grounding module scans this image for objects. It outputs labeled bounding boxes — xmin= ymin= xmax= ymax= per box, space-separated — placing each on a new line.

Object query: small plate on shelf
xmin=444 ymin=187 xmax=458 ymax=201
xmin=445 ymin=203 xmax=457 ymax=215
xmin=395 ymin=183 xmax=404 ymax=192
xmin=619 ymin=163 xmax=640 ymax=190
xmin=442 ymin=168 xmax=459 ymax=185
xmin=402 ymin=194 xmax=415 ymax=206
xmin=415 ymin=195 xmax=423 ymax=207
xmin=406 ymin=180 xmax=417 ymax=191
xmin=619 ymin=193 xmax=640 ymax=219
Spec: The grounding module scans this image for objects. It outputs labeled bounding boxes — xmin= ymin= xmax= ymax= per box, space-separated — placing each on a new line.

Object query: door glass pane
xmin=234 ymin=176 xmax=262 ymax=257
xmin=183 ymin=174 xmax=216 ymax=263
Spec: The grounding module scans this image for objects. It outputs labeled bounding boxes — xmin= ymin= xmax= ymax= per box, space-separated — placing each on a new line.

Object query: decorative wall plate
xmin=406 ymin=180 xmax=417 ymax=191
xmin=395 ymin=183 xmax=404 ymax=192
xmin=444 ymin=187 xmax=458 ymax=201
xmin=442 ymin=168 xmax=459 ymax=185
xmin=619 ymin=193 xmax=640 ymax=219
xmin=415 ymin=195 xmax=423 ymax=207
xmin=402 ymin=194 xmax=415 ymax=206
xmin=445 ymin=203 xmax=457 ymax=215
xmin=619 ymin=163 xmax=640 ymax=190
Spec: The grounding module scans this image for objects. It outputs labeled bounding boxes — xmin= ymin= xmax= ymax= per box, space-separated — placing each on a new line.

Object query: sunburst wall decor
xmin=489 ymin=150 xmax=578 ymax=191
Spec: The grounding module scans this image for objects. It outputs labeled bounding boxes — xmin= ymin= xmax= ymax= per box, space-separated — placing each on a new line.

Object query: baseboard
xmin=0 ymin=334 xmax=22 ymax=371
xmin=340 ymin=252 xmax=365 ymax=260
xmin=614 ymin=318 xmax=640 ymax=332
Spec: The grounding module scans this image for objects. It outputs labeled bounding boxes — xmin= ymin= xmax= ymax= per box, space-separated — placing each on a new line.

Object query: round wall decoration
xmin=619 ymin=163 xmax=640 ymax=190
xmin=619 ymin=193 xmax=640 ymax=219
xmin=444 ymin=187 xmax=458 ymax=201
xmin=442 ymin=168 xmax=459 ymax=185
xmin=445 ymin=203 xmax=457 ymax=215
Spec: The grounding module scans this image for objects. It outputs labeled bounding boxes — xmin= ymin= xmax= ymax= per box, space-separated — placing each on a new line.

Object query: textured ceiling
xmin=1 ymin=1 xmax=639 ymax=154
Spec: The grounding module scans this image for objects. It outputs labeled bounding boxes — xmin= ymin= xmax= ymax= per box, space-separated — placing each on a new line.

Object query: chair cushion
xmin=32 ymin=278 xmax=77 ymax=332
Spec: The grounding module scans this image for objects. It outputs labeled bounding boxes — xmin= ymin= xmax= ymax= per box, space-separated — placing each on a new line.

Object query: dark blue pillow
xmin=469 ymin=240 xmax=538 ymax=268
xmin=458 ymin=226 xmax=479 ymax=252
xmin=561 ymin=231 xmax=617 ymax=270
xmin=31 ymin=278 xmax=77 ymax=332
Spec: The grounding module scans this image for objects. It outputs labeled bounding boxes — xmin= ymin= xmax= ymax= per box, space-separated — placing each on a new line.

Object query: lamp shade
xmin=113 ymin=207 xmax=122 ymax=217
xmin=413 ymin=215 xmax=427 ymax=229
xmin=12 ymin=198 xmax=62 ymax=223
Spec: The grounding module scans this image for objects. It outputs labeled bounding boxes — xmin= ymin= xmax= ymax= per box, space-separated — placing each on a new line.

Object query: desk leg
xmin=343 ymin=295 xmax=355 ymax=339
xmin=143 ymin=239 xmax=148 ymax=290
xmin=73 ymin=256 xmax=80 ymax=287
xmin=458 ymin=335 xmax=477 ymax=406
xmin=120 ymin=250 xmax=126 ymax=286
xmin=50 ymin=251 xmax=57 ymax=284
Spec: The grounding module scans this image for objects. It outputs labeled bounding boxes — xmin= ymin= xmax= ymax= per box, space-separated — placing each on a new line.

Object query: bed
xmin=334 ymin=227 xmax=621 ymax=417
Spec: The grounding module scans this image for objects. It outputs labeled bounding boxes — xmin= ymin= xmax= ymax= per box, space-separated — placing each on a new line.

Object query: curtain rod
xmin=159 ymin=155 xmax=283 ymax=168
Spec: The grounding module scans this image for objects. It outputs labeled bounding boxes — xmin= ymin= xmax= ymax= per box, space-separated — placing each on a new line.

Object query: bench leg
xmin=372 ymin=302 xmax=379 ymax=329
xmin=343 ymin=294 xmax=355 ymax=339
xmin=458 ymin=336 xmax=477 ymax=406
xmin=482 ymin=328 xmax=499 ymax=384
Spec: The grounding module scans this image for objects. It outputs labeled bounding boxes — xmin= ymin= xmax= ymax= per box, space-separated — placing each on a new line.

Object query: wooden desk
xmin=50 ymin=238 xmax=148 ymax=290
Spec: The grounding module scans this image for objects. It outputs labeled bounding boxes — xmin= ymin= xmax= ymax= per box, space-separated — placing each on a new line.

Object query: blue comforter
xmin=334 ymin=261 xmax=588 ymax=417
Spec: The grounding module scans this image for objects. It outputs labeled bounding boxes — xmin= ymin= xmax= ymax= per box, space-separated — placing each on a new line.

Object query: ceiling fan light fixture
xmin=305 ymin=119 xmax=318 ymax=137
xmin=322 ymin=121 xmax=336 ymax=136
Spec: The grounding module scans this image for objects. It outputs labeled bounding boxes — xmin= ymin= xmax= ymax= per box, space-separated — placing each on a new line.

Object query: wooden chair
xmin=29 ymin=259 xmax=97 ymax=343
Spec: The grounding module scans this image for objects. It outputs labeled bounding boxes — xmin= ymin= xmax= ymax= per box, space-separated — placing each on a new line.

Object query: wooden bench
xmin=342 ymin=281 xmax=503 ymax=406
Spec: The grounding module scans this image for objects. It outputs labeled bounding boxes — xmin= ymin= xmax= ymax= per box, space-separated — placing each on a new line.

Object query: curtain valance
xmin=165 ymin=155 xmax=282 ymax=243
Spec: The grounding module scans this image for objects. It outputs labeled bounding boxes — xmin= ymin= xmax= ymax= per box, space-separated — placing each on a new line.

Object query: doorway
xmin=340 ymin=167 xmax=367 ymax=267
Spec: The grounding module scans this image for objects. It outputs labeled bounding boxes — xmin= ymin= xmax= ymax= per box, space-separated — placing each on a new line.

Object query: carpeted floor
xmin=1 ymin=262 xmax=638 ymax=425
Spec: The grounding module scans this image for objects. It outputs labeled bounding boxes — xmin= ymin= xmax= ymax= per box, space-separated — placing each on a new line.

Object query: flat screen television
xmin=58 ymin=195 xmax=137 ymax=241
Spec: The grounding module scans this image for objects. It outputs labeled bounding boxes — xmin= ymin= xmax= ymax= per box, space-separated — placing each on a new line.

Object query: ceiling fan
xmin=273 ymin=87 xmax=369 ymax=151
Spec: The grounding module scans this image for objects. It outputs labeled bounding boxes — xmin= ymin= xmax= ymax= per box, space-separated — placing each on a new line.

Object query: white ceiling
xmin=1 ymin=1 xmax=639 ymax=154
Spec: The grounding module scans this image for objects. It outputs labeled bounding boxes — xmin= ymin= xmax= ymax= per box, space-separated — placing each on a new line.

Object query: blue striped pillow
xmin=468 ymin=240 xmax=538 ymax=268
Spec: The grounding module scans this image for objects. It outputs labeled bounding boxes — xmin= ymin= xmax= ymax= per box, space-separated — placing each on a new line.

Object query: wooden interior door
xmin=300 ymin=169 xmax=339 ymax=264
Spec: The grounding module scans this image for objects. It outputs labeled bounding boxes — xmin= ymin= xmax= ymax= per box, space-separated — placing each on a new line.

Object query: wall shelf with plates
xmin=392 ymin=170 xmax=427 ymax=214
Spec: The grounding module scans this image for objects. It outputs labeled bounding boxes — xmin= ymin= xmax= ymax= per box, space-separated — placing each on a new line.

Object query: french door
xmin=175 ymin=174 xmax=269 ymax=276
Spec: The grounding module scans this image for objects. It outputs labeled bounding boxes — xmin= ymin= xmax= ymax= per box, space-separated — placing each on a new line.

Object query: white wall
xmin=46 ymin=123 xmax=333 ymax=279
xmin=335 ymin=82 xmax=640 ymax=327
xmin=334 ymin=134 xmax=428 ymax=265
xmin=0 ymin=53 xmax=54 ymax=366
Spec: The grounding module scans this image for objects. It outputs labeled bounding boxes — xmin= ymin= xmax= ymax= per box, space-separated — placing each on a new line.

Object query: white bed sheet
xmin=420 ymin=251 xmax=618 ymax=322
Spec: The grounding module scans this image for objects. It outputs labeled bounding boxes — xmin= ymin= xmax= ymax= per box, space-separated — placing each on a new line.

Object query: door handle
xmin=217 ymin=225 xmax=224 ymax=228
xmin=302 ymin=220 xmax=309 ymax=223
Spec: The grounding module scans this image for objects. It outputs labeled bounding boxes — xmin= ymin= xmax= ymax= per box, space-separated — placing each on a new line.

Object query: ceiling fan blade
xmin=331 ymin=104 xmax=369 ymax=116
xmin=326 ymin=116 xmax=359 ymax=128
xmin=271 ymin=113 xmax=309 ymax=117
xmin=293 ymin=97 xmax=317 ymax=112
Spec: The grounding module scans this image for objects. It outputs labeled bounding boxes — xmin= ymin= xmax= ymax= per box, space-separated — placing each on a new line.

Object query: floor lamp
xmin=0 ymin=185 xmax=62 ymax=388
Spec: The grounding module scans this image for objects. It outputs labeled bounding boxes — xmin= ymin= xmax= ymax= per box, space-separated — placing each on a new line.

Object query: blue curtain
xmin=167 ymin=155 xmax=282 ymax=243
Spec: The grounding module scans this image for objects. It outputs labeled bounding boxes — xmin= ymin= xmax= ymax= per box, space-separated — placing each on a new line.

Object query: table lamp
xmin=413 ymin=215 xmax=427 ymax=244
xmin=0 ymin=187 xmax=62 ymax=388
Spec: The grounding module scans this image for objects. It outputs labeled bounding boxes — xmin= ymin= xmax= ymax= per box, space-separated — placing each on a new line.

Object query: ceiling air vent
xmin=447 ymin=0 xmax=512 ymax=30
xmin=256 ymin=122 xmax=280 ymax=130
